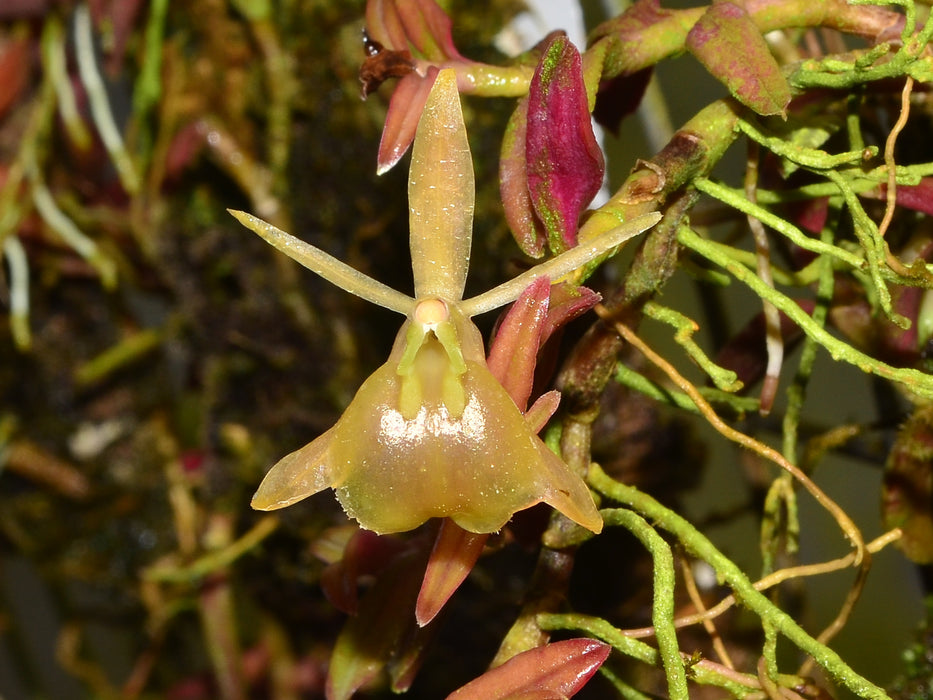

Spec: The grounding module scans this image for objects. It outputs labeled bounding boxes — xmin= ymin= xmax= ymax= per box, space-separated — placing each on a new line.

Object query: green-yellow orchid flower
xmin=230 ymin=69 xmax=660 ymax=535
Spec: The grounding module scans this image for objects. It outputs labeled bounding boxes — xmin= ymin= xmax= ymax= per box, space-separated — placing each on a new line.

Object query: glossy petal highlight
xmin=250 ymin=306 xmax=602 ymax=535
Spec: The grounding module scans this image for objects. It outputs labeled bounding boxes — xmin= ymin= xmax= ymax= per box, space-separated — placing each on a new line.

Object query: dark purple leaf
xmin=714 ymin=301 xmax=812 ymax=390
xmin=593 ymin=67 xmax=653 ymax=136
xmin=320 ymin=529 xmax=406 ymax=614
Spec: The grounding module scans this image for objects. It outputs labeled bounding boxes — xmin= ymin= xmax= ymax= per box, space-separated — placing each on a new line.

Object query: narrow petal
xmin=229 ymin=209 xmax=415 ymax=314
xmin=409 ymin=68 xmax=474 ymax=300
xmin=461 ymin=212 xmax=661 ymax=318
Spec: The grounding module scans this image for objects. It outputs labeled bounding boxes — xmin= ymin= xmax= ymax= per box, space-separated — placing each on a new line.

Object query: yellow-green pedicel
xmin=230 ymin=69 xmax=661 ymax=535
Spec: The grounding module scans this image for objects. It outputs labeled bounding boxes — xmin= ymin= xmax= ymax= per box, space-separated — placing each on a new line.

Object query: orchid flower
xmin=231 ymin=69 xmax=660 ymax=535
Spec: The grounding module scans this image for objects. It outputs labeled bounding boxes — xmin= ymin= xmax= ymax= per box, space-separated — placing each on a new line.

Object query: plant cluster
xmin=2 ymin=0 xmax=933 ymax=698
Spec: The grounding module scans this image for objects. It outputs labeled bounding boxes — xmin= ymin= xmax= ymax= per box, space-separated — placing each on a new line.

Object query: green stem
xmin=601 ymin=508 xmax=688 ymax=699
xmin=613 ymin=362 xmax=761 ymax=417
xmin=537 ymin=612 xmax=762 ymax=696
xmin=588 ymin=465 xmax=890 ymax=699
xmin=644 ymin=301 xmax=742 ymax=392
xmin=678 ymin=226 xmax=933 ymax=399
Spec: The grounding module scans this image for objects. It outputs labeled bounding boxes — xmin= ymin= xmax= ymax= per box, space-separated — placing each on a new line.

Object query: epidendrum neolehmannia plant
xmin=231 ymin=70 xmax=659 ymax=535
xmin=5 ymin=0 xmax=933 ymax=698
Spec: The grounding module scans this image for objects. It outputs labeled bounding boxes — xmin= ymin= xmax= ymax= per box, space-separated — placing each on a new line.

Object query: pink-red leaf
xmin=446 ymin=639 xmax=610 ymax=700
xmin=416 ymin=520 xmax=488 ymax=626
xmin=377 ymin=68 xmax=438 ymax=174
xmin=366 ymin=0 xmax=412 ymax=52
xmin=877 ymin=178 xmax=933 ymax=216
xmin=541 ymin=283 xmax=600 ymax=341
xmin=0 ymin=36 xmax=29 ymax=120
xmin=487 ymin=276 xmax=551 ymax=411
xmin=686 ymin=1 xmax=790 ymax=117
xmin=365 ymin=0 xmax=462 ymax=61
xmin=526 ymin=35 xmax=605 ymax=253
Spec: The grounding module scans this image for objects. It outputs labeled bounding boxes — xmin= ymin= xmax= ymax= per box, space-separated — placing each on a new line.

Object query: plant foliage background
xmin=2 ymin=0 xmax=933 ymax=698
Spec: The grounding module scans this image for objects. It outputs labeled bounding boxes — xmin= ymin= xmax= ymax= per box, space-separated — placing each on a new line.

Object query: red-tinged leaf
xmin=829 ymin=300 xmax=874 ymax=354
xmin=530 ymin=283 xmax=601 ymax=396
xmin=500 ymin=97 xmax=546 ymax=257
xmin=541 ymin=283 xmax=600 ymax=342
xmin=0 ymin=1 xmax=48 ymax=20
xmin=487 ymin=276 xmax=551 ymax=411
xmin=164 ymin=121 xmax=207 ymax=182
xmin=366 ymin=0 xmax=410 ymax=53
xmin=877 ymin=178 xmax=933 ymax=216
xmin=327 ymin=547 xmax=432 ymax=700
xmin=377 ymin=68 xmax=438 ymax=174
xmin=686 ymin=2 xmax=790 ymax=117
xmin=446 ymin=639 xmax=610 ymax=700
xmin=397 ymin=0 xmax=462 ymax=61
xmin=366 ymin=0 xmax=462 ymax=61
xmin=100 ymin=0 xmax=146 ymax=74
xmin=416 ymin=520 xmax=488 ymax=626
xmin=786 ymin=195 xmax=829 ymax=235
xmin=526 ymin=35 xmax=605 ymax=252
xmin=878 ymin=284 xmax=924 ymax=366
xmin=0 ymin=36 xmax=30 ymax=120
